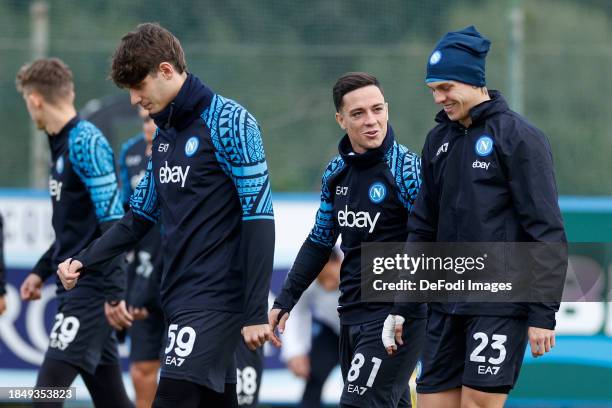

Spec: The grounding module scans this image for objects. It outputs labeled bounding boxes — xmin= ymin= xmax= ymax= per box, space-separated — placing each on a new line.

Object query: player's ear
xmin=158 ymin=62 xmax=174 ymax=80
xmin=27 ymin=91 xmax=44 ymax=109
xmin=335 ymin=111 xmax=346 ymax=131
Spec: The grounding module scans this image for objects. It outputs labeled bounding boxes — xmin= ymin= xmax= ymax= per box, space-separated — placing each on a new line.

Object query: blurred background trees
xmin=0 ymin=0 xmax=610 ymax=193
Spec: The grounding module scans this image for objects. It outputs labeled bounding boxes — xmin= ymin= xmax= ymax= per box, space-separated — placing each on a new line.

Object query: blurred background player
xmin=235 ymin=335 xmax=264 ymax=407
xmin=270 ymin=72 xmax=425 ymax=408
xmin=281 ymin=247 xmax=341 ymax=408
xmin=0 ymin=212 xmax=6 ymax=315
xmin=57 ymin=23 xmax=275 ymax=407
xmin=15 ymin=58 xmax=132 ymax=407
xmin=118 ymin=107 xmax=165 ymax=408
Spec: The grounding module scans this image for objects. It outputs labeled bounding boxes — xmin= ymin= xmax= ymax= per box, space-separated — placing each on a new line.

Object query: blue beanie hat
xmin=426 ymin=25 xmax=491 ymax=87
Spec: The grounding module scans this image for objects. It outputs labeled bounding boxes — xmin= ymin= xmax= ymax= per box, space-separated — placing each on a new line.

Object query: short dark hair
xmin=332 ymin=72 xmax=383 ymax=112
xmin=110 ymin=22 xmax=186 ymax=88
xmin=16 ymin=58 xmax=74 ymax=102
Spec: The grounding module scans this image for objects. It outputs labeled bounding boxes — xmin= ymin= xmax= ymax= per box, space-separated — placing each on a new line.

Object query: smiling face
xmin=335 ymin=85 xmax=388 ymax=153
xmin=426 ymin=80 xmax=488 ymax=127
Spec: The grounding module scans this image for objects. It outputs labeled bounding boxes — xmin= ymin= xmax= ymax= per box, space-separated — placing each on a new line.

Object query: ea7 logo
xmin=472 ymin=160 xmax=490 ymax=170
xmin=158 ymin=143 xmax=170 ymax=153
xmin=478 ymin=365 xmax=501 ymax=375
xmin=165 ymin=356 xmax=185 ymax=366
xmin=436 ymin=142 xmax=449 ymax=156
xmin=347 ymin=384 xmax=368 ymax=395
xmin=336 ymin=186 xmax=348 ymax=196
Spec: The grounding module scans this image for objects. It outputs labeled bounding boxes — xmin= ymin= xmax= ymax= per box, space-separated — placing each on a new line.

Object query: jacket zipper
xmin=451 ymin=127 xmax=468 ymax=315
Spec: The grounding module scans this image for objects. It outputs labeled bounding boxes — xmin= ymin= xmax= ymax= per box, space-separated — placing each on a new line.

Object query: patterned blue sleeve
xmin=385 ymin=143 xmax=422 ymax=212
xmin=272 ymin=156 xmax=344 ymax=312
xmin=118 ymin=135 xmax=140 ymax=207
xmin=203 ymin=95 xmax=274 ymax=221
xmin=129 ymin=158 xmax=160 ymax=223
xmin=204 ymin=94 xmax=275 ymax=325
xmin=307 ymin=156 xmax=344 ymax=248
xmin=68 ymin=121 xmax=124 ymax=223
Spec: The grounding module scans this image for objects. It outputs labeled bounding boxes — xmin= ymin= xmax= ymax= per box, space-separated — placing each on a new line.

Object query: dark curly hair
xmin=110 ymin=22 xmax=186 ymax=88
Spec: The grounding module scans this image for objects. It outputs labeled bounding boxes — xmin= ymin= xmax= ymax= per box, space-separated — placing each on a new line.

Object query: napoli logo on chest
xmin=184 ymin=136 xmax=199 ymax=157
xmin=368 ymin=182 xmax=387 ymax=204
xmin=55 ymin=156 xmax=64 ymax=174
xmin=475 ymin=135 xmax=494 ymax=157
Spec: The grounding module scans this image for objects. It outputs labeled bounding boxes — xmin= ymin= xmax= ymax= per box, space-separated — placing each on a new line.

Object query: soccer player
xmin=119 ymin=107 xmax=164 ymax=408
xmin=269 ymin=72 xmax=425 ymax=408
xmin=15 ymin=58 xmax=132 ymax=407
xmin=383 ymin=26 xmax=567 ymax=408
xmin=57 ymin=23 xmax=275 ymax=407
xmin=0 ymin=213 xmax=6 ymax=315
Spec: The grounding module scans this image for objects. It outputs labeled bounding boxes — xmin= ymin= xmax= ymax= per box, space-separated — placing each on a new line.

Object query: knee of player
xmin=461 ymin=389 xmax=505 ymax=408
xmin=130 ymin=362 xmax=159 ymax=382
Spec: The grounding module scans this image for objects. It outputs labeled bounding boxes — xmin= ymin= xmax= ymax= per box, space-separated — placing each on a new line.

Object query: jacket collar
xmin=338 ymin=125 xmax=395 ymax=167
xmin=151 ymin=74 xmax=214 ymax=132
xmin=47 ymin=115 xmax=79 ymax=155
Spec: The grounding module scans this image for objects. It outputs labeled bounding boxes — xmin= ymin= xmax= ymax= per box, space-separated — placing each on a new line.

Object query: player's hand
xmin=242 ymin=323 xmax=277 ymax=350
xmin=20 ymin=273 xmax=43 ymax=301
xmin=287 ymin=355 xmax=310 ymax=379
xmin=57 ymin=258 xmax=82 ymax=290
xmin=104 ymin=300 xmax=133 ymax=330
xmin=0 ymin=295 xmax=6 ymax=315
xmin=528 ymin=326 xmax=555 ymax=358
xmin=128 ymin=306 xmax=149 ymax=321
xmin=267 ymin=308 xmax=289 ymax=348
xmin=382 ymin=314 xmax=405 ymax=355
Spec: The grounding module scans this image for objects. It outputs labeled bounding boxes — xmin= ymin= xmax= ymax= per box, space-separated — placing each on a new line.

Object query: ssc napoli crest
xmin=184 ymin=136 xmax=199 ymax=157
xmin=368 ymin=182 xmax=386 ymax=204
xmin=56 ymin=156 xmax=64 ymax=174
xmin=429 ymin=50 xmax=442 ymax=65
xmin=415 ymin=360 xmax=423 ymax=380
xmin=475 ymin=135 xmax=494 ymax=157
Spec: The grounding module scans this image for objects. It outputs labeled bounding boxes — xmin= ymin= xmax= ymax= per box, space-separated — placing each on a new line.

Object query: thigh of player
xmin=340 ymin=318 xmax=425 ymax=408
xmin=462 ymin=315 xmax=528 ymax=392
xmin=416 ymin=310 xmax=467 ymax=395
xmin=160 ymin=309 xmax=243 ymax=394
xmin=45 ymin=297 xmax=115 ymax=374
xmin=130 ymin=307 xmax=166 ymax=363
